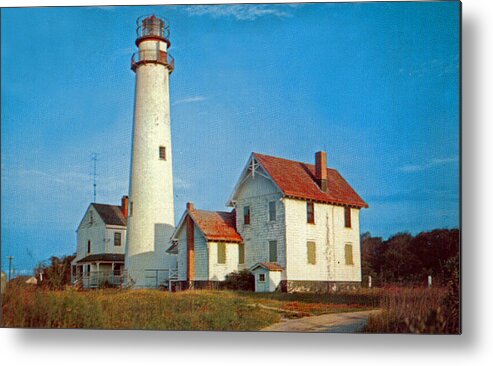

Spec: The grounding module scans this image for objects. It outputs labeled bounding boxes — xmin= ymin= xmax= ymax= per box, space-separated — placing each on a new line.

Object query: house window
xmin=269 ymin=240 xmax=278 ymax=262
xmin=114 ymin=232 xmax=122 ymax=246
xmin=86 ymin=264 xmax=91 ymax=273
xmin=159 ymin=146 xmax=166 ymax=160
xmin=87 ymin=240 xmax=91 ymax=254
xmin=268 ymin=201 xmax=276 ymax=221
xmin=238 ymin=245 xmax=245 ymax=265
xmin=243 ymin=206 xmax=251 ymax=225
xmin=89 ymin=211 xmax=93 ymax=225
xmin=345 ymin=244 xmax=354 ymax=265
xmin=307 ymin=202 xmax=315 ymax=224
xmin=218 ymin=243 xmax=226 ymax=264
xmin=307 ymin=241 xmax=316 ymax=265
xmin=258 ymin=273 xmax=266 ymax=282
xmin=344 ymin=207 xmax=352 ymax=228
xmin=129 ymin=202 xmax=133 ymax=216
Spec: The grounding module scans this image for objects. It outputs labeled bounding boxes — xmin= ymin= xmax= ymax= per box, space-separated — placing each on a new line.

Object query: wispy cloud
xmin=399 ymin=157 xmax=458 ymax=173
xmin=173 ymin=96 xmax=207 ymax=105
xmin=399 ymin=56 xmax=459 ymax=78
xmin=174 ymin=177 xmax=192 ymax=190
xmin=183 ymin=4 xmax=295 ymax=21
xmin=365 ymin=188 xmax=459 ymax=203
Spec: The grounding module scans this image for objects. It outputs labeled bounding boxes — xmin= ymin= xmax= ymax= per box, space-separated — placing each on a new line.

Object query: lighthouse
xmin=125 ymin=15 xmax=176 ymax=287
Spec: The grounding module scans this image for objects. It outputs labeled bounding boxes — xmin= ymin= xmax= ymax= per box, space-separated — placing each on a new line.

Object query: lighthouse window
xmin=159 ymin=146 xmax=166 ymax=160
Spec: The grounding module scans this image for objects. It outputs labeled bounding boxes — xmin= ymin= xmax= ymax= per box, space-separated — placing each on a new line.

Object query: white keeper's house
xmin=71 ymin=197 xmax=128 ymax=288
xmin=168 ymin=151 xmax=368 ymax=293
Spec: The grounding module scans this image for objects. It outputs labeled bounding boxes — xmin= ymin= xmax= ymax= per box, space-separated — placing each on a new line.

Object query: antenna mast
xmin=91 ymin=153 xmax=98 ymax=203
xmin=7 ymin=255 xmax=14 ymax=281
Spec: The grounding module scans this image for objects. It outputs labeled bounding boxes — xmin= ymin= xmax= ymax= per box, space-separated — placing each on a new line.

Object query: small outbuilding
xmin=25 ymin=276 xmax=38 ymax=285
xmin=250 ymin=262 xmax=284 ymax=292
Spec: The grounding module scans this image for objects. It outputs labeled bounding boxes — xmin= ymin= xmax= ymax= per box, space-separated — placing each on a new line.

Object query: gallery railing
xmin=131 ymin=49 xmax=174 ymax=73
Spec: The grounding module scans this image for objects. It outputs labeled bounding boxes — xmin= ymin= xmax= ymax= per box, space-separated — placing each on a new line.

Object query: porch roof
xmin=76 ymin=253 xmax=125 ymax=264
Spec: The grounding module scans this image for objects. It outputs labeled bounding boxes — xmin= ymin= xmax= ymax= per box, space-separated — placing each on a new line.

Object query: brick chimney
xmin=121 ymin=195 xmax=129 ymax=218
xmin=186 ymin=203 xmax=195 ymax=283
xmin=315 ymin=151 xmax=328 ymax=192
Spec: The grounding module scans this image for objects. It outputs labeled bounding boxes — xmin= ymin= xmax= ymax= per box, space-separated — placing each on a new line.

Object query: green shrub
xmin=223 ymin=270 xmax=255 ymax=291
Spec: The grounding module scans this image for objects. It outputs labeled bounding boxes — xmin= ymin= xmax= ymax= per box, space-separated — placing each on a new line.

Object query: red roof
xmin=189 ymin=209 xmax=243 ymax=243
xmin=251 ymin=262 xmax=284 ymax=272
xmin=254 ymin=153 xmax=368 ymax=208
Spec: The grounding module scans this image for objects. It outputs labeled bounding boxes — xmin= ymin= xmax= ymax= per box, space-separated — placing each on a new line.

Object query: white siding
xmin=269 ymin=271 xmax=282 ymax=292
xmin=177 ymin=227 xmax=187 ymax=281
xmin=235 ymin=173 xmax=286 ymax=276
xmin=176 ymin=224 xmax=210 ymax=281
xmin=194 ymin=227 xmax=209 ymax=280
xmin=105 ymin=226 xmax=126 ymax=254
xmin=332 ymin=205 xmax=361 ymax=281
xmin=284 ymin=198 xmax=361 ymax=282
xmin=208 ymin=242 xmax=241 ymax=281
xmin=74 ymin=207 xmax=106 ymax=263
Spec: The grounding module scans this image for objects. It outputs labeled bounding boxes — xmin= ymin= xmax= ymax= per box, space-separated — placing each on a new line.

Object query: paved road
xmin=261 ymin=309 xmax=381 ymax=333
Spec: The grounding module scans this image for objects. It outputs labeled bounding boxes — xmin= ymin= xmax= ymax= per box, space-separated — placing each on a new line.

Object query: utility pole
xmin=90 ymin=153 xmax=98 ymax=203
xmin=7 ymin=256 xmax=14 ymax=281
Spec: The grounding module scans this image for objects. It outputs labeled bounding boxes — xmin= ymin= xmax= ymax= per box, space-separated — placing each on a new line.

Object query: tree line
xmin=361 ymin=228 xmax=460 ymax=287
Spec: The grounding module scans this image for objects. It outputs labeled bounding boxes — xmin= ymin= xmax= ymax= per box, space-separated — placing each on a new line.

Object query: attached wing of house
xmin=169 ymin=203 xmax=243 ymax=286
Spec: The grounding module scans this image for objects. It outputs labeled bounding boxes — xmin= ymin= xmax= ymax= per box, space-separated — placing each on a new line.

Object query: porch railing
xmin=73 ymin=268 xmax=179 ymax=290
xmin=73 ymin=271 xmax=128 ymax=289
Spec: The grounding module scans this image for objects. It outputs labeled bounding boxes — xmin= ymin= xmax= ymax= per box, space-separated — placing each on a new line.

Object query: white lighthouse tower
xmin=125 ymin=15 xmax=176 ymax=287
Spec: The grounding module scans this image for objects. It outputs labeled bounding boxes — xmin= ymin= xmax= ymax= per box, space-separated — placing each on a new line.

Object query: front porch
xmin=72 ymin=253 xmax=125 ymax=289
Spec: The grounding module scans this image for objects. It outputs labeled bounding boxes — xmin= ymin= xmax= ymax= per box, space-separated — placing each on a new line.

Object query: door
xmin=255 ymin=271 xmax=269 ymax=292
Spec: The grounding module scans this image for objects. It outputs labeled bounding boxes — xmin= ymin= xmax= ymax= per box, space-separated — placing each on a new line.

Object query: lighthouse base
xmin=125 ymin=252 xmax=177 ymax=288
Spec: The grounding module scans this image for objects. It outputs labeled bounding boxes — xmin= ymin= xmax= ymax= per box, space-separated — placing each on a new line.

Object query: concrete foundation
xmin=281 ymin=280 xmax=361 ymax=293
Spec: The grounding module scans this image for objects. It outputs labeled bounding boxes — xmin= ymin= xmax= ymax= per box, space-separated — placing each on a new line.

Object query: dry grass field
xmin=2 ymin=285 xmax=375 ymax=330
xmin=1 ymin=284 xmax=459 ymax=333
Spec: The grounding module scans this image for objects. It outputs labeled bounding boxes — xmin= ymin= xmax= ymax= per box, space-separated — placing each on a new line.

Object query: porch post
xmin=97 ymin=262 xmax=100 ymax=286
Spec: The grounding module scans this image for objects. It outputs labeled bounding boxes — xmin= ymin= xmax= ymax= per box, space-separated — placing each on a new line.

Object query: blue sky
xmin=1 ymin=2 xmax=460 ymax=275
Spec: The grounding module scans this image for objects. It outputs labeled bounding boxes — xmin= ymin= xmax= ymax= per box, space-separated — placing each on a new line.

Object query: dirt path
xmin=261 ymin=309 xmax=381 ymax=333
